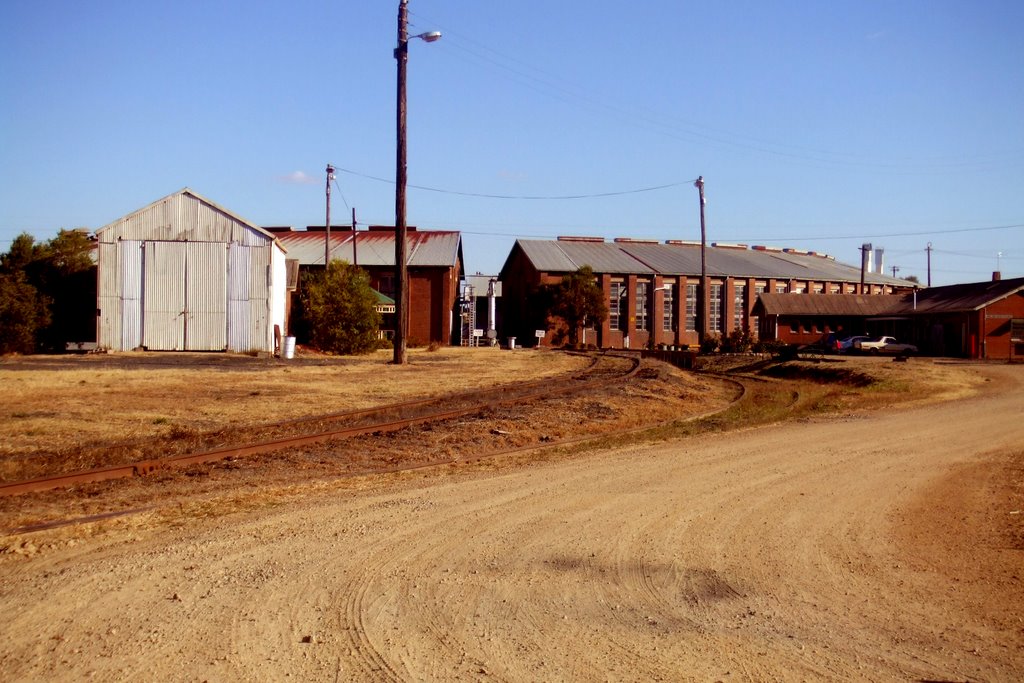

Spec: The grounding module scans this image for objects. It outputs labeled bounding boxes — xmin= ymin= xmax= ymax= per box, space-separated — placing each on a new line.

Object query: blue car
xmin=837 ymin=335 xmax=871 ymax=353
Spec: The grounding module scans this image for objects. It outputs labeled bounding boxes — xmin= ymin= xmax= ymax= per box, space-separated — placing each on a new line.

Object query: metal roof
xmin=275 ymin=229 xmax=463 ymax=270
xmin=754 ymin=276 xmax=1024 ymax=316
xmin=95 ymin=188 xmax=283 ymax=249
xmin=506 ymin=239 xmax=911 ymax=286
xmin=755 ymin=293 xmax=903 ymax=316
xmin=906 ymin=276 xmax=1024 ymax=313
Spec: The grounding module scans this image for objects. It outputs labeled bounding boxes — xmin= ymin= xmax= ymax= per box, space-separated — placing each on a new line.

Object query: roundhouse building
xmin=499 ymin=236 xmax=912 ymax=349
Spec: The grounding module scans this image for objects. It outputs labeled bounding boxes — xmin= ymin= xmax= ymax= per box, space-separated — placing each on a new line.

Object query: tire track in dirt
xmin=1 ymin=366 xmax=1021 ymax=681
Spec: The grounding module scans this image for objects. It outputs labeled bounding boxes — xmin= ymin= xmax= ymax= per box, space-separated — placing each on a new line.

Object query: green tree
xmin=544 ymin=265 xmax=608 ymax=348
xmin=0 ymin=271 xmax=51 ymax=354
xmin=299 ymin=260 xmax=382 ymax=355
xmin=0 ymin=230 xmax=95 ymax=353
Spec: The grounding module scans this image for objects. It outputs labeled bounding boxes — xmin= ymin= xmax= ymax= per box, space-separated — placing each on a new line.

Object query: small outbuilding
xmin=272 ymin=226 xmax=464 ymax=346
xmin=96 ymin=188 xmax=288 ymax=353
xmin=753 ymin=275 xmax=1024 ymax=359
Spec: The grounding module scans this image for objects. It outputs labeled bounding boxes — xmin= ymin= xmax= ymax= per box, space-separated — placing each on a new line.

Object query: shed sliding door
xmin=141 ymin=241 xmax=227 ymax=351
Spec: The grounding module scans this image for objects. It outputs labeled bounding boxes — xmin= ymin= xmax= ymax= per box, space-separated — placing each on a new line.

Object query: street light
xmin=394 ymin=0 xmax=441 ymax=365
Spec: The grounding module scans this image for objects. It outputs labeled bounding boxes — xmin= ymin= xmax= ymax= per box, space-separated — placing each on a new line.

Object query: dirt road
xmin=2 ymin=364 xmax=1022 ymax=681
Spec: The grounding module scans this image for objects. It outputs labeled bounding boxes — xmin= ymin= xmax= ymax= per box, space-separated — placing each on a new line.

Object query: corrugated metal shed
xmin=96 ymin=189 xmax=287 ymax=353
xmin=507 ymin=238 xmax=911 ymax=287
xmin=275 ymin=229 xmax=462 ymax=268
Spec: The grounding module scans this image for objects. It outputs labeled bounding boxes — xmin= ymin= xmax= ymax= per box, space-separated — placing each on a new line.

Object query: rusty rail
xmin=1 ymin=352 xmax=638 ymax=497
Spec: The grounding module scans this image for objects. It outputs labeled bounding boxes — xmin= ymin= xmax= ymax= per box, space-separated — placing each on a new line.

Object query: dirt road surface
xmin=2 ymin=364 xmax=1022 ymax=681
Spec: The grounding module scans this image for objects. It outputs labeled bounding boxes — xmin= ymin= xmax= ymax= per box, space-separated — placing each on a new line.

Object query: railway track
xmin=0 ymin=352 xmax=640 ymax=498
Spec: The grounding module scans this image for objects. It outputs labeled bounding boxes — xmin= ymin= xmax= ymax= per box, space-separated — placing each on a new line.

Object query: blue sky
xmin=2 ymin=1 xmax=1021 ymax=286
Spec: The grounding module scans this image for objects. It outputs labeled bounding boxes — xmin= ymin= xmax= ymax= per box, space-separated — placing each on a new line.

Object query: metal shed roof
xmin=95 ymin=188 xmax=283 ymax=249
xmin=755 ymin=293 xmax=903 ymax=316
xmin=508 ymin=239 xmax=911 ymax=287
xmin=905 ymin=276 xmax=1024 ymax=313
xmin=754 ymin=276 xmax=1024 ymax=316
xmin=275 ymin=229 xmax=463 ymax=271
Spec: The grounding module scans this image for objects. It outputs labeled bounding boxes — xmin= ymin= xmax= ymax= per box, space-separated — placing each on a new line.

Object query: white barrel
xmin=508 ymin=337 xmax=516 ymax=350
xmin=283 ymin=336 xmax=296 ymax=359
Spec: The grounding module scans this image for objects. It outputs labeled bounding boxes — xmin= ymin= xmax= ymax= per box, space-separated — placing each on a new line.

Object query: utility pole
xmin=860 ymin=243 xmax=871 ymax=293
xmin=926 ymin=242 xmax=932 ymax=287
xmin=351 ymin=207 xmax=358 ymax=267
xmin=393 ymin=1 xmax=439 ymax=364
xmin=694 ymin=176 xmax=708 ymax=346
xmin=394 ymin=0 xmax=410 ymax=365
xmin=325 ymin=164 xmax=335 ymax=267
xmin=892 ymin=265 xmax=900 ymax=278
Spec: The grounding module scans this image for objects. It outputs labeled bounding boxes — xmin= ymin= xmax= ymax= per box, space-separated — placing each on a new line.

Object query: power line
xmin=333 ymin=166 xmax=696 ymax=200
xmin=731 ymin=223 xmax=1023 ymax=243
xmin=411 ymin=11 xmax=1024 ymax=174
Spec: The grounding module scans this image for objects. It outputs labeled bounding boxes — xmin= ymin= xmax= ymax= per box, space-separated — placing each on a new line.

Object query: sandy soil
xmin=1 ymin=363 xmax=1022 ymax=681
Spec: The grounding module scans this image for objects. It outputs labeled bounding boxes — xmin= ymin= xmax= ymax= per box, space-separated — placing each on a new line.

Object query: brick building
xmin=498 ymin=237 xmax=911 ymax=349
xmin=272 ymin=226 xmax=464 ymax=346
xmin=754 ymin=275 xmax=1024 ymax=359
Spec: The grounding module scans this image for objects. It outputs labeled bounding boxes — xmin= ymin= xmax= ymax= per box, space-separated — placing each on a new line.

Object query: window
xmin=829 ymin=284 xmax=840 ymax=294
xmin=776 ymin=283 xmax=788 ymax=294
xmin=379 ymin=273 xmax=395 ymax=298
xmin=685 ymin=284 xmax=697 ymax=332
xmin=733 ymin=283 xmax=746 ymax=331
xmin=609 ymin=281 xmax=624 ymax=330
xmin=812 ymin=284 xmax=824 ymax=294
xmin=710 ymin=283 xmax=723 ymax=333
xmin=635 ymin=281 xmax=650 ymax=331
xmin=662 ymin=285 xmax=675 ymax=332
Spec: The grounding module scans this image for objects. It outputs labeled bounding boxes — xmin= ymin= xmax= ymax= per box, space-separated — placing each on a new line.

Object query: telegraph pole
xmin=926 ymin=242 xmax=932 ymax=287
xmin=694 ymin=176 xmax=708 ymax=346
xmin=352 ymin=207 xmax=358 ymax=267
xmin=860 ymin=243 xmax=871 ymax=292
xmin=325 ymin=164 xmax=335 ymax=267
xmin=394 ymin=0 xmax=410 ymax=364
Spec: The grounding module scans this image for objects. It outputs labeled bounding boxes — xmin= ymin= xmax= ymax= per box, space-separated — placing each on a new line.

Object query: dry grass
xmin=0 ymin=347 xmax=587 ymax=473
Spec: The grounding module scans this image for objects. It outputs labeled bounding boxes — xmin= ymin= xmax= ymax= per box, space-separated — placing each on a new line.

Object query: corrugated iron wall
xmin=119 ymin=240 xmax=143 ymax=350
xmin=185 ymin=242 xmax=228 ymax=351
xmin=227 ymin=244 xmax=270 ymax=352
xmin=100 ymin=193 xmax=271 ymax=247
xmin=96 ymin=191 xmax=279 ymax=352
xmin=142 ymin=241 xmax=186 ymax=350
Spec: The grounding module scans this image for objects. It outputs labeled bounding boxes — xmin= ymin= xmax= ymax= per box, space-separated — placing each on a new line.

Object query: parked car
xmin=836 ymin=335 xmax=871 ymax=353
xmin=853 ymin=336 xmax=918 ymax=355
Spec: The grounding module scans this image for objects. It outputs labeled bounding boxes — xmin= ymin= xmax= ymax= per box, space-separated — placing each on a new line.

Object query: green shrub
xmin=298 ymin=260 xmax=382 ymax=355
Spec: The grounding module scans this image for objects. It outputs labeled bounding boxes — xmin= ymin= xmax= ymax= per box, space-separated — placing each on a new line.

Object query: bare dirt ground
xmin=0 ymin=356 xmax=1022 ymax=681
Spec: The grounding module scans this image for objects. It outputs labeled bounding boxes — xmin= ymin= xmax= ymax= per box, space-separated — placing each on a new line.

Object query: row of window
xmin=605 ymin=279 xmax=886 ymax=335
xmin=608 ymin=282 xmax=750 ymax=334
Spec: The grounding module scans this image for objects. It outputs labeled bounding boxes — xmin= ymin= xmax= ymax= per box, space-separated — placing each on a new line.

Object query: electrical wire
xmin=409 ymin=10 xmax=1024 ymax=173
xmin=332 ymin=166 xmax=696 ymax=200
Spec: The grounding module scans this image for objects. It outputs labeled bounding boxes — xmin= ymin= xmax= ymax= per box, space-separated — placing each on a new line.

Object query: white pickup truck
xmin=853 ymin=336 xmax=918 ymax=355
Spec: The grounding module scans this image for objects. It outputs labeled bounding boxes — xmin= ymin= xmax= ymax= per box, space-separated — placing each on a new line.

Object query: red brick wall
xmin=982 ymin=291 xmax=1024 ymax=360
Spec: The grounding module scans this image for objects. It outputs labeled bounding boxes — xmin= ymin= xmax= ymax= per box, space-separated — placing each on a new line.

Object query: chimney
xmin=862 ymin=243 xmax=873 ymax=274
xmin=874 ymin=247 xmax=885 ymax=274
